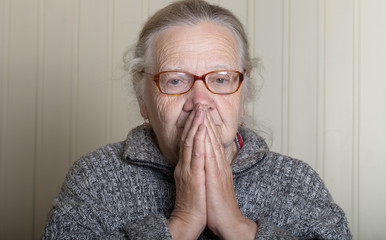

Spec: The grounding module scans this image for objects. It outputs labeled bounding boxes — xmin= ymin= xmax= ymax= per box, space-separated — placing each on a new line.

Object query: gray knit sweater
xmin=42 ymin=126 xmax=351 ymax=239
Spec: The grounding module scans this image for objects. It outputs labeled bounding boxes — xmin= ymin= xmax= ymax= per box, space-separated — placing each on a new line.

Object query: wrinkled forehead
xmin=151 ymin=21 xmax=241 ymax=73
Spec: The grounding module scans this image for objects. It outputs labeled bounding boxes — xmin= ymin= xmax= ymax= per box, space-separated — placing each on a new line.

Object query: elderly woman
xmin=42 ymin=0 xmax=351 ymax=239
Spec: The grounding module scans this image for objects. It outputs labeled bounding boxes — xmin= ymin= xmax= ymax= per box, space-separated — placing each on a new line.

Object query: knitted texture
xmin=41 ymin=126 xmax=351 ymax=239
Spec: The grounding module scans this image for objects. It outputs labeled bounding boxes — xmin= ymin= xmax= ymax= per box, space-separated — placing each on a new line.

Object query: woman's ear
xmin=138 ymin=97 xmax=148 ymax=119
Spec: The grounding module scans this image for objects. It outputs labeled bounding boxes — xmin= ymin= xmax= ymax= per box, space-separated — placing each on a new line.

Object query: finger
xmin=205 ymin=112 xmax=226 ymax=166
xmin=180 ymin=104 xmax=202 ymax=142
xmin=205 ymin=109 xmax=222 ymax=142
xmin=190 ymin=124 xmax=206 ymax=171
xmin=204 ymin=131 xmax=218 ymax=173
xmin=179 ymin=105 xmax=205 ymax=169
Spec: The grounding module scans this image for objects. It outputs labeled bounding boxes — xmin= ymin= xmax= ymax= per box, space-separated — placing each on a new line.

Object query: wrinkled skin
xmin=139 ymin=21 xmax=257 ymax=240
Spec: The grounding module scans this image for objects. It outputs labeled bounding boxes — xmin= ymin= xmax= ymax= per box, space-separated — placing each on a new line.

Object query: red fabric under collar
xmin=235 ymin=132 xmax=244 ymax=149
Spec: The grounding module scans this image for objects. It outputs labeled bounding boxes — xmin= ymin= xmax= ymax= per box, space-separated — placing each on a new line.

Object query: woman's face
xmin=140 ymin=21 xmax=245 ymax=164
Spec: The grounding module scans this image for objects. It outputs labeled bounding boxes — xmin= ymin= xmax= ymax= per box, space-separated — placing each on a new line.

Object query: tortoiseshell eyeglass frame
xmin=143 ymin=70 xmax=244 ymax=95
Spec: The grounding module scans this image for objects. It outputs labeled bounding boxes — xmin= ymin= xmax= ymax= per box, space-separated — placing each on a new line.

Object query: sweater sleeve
xmin=292 ymin=164 xmax=351 ymax=239
xmin=244 ymin=157 xmax=352 ymax=240
xmin=41 ymin=163 xmax=127 ymax=239
xmin=124 ymin=214 xmax=172 ymax=239
xmin=43 ymin=204 xmax=171 ymax=240
xmin=252 ymin=198 xmax=351 ymax=239
xmin=41 ymin=154 xmax=173 ymax=240
xmin=256 ymin=220 xmax=297 ymax=240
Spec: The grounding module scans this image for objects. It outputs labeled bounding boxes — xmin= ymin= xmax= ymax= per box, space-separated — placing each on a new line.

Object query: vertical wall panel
xmin=359 ymin=0 xmax=386 ymax=238
xmin=316 ymin=0 xmax=325 ymax=178
xmin=33 ymin=0 xmax=74 ymax=238
xmin=288 ymin=0 xmax=318 ymax=168
xmin=352 ymin=0 xmax=360 ymax=238
xmin=253 ymin=0 xmax=284 ymax=152
xmin=70 ymin=0 xmax=80 ymax=165
xmin=324 ymin=0 xmax=354 ymax=231
xmin=281 ymin=0 xmax=290 ymax=156
xmin=111 ymin=0 xmax=143 ymax=142
xmin=76 ymin=0 xmax=110 ymax=157
xmin=0 ymin=0 xmax=10 ymax=238
xmin=0 ymin=0 xmax=39 ymax=239
xmin=106 ymin=0 xmax=114 ymax=144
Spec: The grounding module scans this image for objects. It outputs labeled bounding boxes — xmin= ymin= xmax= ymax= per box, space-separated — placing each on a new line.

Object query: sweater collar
xmin=230 ymin=127 xmax=269 ymax=176
xmin=123 ymin=125 xmax=269 ymax=177
xmin=124 ymin=125 xmax=174 ymax=176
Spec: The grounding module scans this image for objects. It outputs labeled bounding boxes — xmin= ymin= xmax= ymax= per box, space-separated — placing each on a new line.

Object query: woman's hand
xmin=204 ymin=109 xmax=258 ymax=240
xmin=169 ymin=104 xmax=257 ymax=240
xmin=168 ymin=105 xmax=207 ymax=240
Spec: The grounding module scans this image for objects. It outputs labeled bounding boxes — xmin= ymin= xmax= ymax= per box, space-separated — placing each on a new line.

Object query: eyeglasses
xmin=144 ymin=70 xmax=244 ymax=95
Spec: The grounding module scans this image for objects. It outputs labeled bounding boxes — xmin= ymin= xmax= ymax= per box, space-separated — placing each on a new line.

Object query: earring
xmin=240 ymin=116 xmax=245 ymax=127
xmin=143 ymin=118 xmax=150 ymax=128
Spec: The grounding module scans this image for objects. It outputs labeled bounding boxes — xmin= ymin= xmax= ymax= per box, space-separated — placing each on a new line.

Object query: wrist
xmin=167 ymin=215 xmax=205 ymax=240
xmin=215 ymin=216 xmax=258 ymax=240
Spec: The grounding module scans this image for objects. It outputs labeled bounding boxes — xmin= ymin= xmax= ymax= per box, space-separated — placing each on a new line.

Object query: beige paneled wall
xmin=359 ymin=0 xmax=386 ymax=238
xmin=324 ymin=0 xmax=356 ymax=233
xmin=1 ymin=0 xmax=385 ymax=239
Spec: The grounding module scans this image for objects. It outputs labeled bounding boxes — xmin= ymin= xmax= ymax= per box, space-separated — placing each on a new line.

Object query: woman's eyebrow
xmin=159 ymin=65 xmax=184 ymax=72
xmin=158 ymin=64 xmax=237 ymax=74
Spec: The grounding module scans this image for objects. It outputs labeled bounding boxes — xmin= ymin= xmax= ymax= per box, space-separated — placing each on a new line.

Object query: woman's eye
xmin=215 ymin=78 xmax=226 ymax=84
xmin=168 ymin=79 xmax=181 ymax=85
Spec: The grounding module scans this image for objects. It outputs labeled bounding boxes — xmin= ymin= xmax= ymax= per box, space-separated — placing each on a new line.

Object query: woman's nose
xmin=183 ymin=81 xmax=215 ymax=112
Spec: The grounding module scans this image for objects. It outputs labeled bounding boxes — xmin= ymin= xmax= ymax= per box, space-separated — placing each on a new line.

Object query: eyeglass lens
xmin=158 ymin=71 xmax=240 ymax=94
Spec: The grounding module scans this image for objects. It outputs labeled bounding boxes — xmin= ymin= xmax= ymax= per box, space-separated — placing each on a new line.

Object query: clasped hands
xmin=168 ymin=104 xmax=257 ymax=240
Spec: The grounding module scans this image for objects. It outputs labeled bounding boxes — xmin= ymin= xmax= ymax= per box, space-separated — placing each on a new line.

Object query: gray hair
xmin=123 ymin=0 xmax=258 ymax=104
